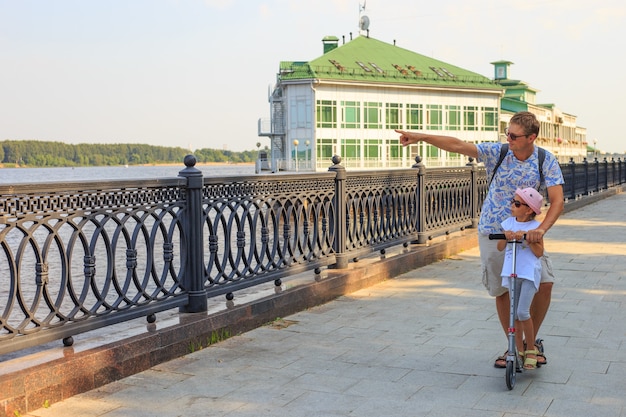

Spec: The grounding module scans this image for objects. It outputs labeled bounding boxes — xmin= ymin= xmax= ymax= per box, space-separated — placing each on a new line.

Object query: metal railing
xmin=0 ymin=155 xmax=624 ymax=355
xmin=563 ymin=157 xmax=625 ymax=199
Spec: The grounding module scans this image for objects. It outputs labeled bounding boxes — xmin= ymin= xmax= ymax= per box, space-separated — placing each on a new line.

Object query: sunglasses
xmin=511 ymin=198 xmax=529 ymax=208
xmin=505 ymin=128 xmax=528 ymax=140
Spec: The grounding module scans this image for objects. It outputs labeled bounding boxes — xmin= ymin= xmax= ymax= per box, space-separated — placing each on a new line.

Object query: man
xmin=396 ymin=111 xmax=564 ymax=367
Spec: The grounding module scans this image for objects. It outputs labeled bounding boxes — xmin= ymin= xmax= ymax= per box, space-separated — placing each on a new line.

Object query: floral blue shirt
xmin=476 ymin=143 xmax=564 ymax=235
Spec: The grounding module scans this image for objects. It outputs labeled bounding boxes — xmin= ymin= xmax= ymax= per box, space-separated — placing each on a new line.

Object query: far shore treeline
xmin=0 ymin=140 xmax=260 ymax=167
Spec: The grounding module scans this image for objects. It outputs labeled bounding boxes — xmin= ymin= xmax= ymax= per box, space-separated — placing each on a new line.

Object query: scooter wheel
xmin=506 ymin=361 xmax=516 ymax=390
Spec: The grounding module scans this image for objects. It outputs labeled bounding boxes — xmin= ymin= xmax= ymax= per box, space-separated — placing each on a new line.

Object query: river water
xmin=0 ymin=164 xmax=257 ymax=184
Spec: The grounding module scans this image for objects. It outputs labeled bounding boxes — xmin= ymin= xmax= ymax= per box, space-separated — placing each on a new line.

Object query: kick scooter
xmin=489 ymin=233 xmax=523 ymax=390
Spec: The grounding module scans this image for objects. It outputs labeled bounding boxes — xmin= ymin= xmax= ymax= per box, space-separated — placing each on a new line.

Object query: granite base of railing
xmin=1 ymin=230 xmax=480 ymax=416
xmin=1 ymin=185 xmax=623 ymax=417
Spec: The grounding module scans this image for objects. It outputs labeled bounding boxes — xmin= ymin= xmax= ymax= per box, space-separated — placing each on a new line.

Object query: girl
xmin=497 ymin=187 xmax=545 ymax=370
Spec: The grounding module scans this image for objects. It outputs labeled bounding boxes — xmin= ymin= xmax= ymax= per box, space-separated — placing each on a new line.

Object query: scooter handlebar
xmin=488 ymin=233 xmax=526 ymax=241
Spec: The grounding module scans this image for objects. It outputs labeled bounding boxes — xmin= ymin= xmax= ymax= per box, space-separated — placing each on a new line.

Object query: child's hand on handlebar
xmin=504 ymin=230 xmax=524 ymax=241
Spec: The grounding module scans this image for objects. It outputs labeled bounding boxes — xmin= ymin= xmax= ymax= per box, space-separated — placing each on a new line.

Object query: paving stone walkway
xmin=26 ymin=192 xmax=626 ymax=417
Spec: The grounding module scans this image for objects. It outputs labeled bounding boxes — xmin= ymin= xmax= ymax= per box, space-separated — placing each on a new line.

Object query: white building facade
xmin=259 ymin=36 xmax=586 ymax=172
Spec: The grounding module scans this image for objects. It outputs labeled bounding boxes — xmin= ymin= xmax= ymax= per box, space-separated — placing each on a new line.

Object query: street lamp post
xmin=593 ymin=139 xmax=598 ymax=159
xmin=255 ymin=142 xmax=261 ymax=174
xmin=293 ymin=139 xmax=299 ymax=171
xmin=305 ymin=140 xmax=310 ymax=170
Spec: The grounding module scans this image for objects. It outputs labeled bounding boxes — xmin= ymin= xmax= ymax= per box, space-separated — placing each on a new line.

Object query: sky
xmin=1 ymin=0 xmax=625 ymax=153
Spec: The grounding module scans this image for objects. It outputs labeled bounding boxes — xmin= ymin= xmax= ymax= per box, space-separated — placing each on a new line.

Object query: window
xmin=406 ymin=104 xmax=423 ymax=130
xmin=340 ymin=139 xmax=361 ymax=158
xmin=429 ymin=66 xmax=446 ymax=77
xmin=364 ymin=102 xmax=382 ymax=129
xmin=388 ymin=141 xmax=401 ymax=158
xmin=341 ymin=101 xmax=361 ymax=128
xmin=316 ymin=100 xmax=336 ymax=128
xmin=426 ymin=144 xmax=439 ymax=158
xmin=407 ymin=144 xmax=420 ymax=160
xmin=364 ymin=139 xmax=381 ymax=158
xmin=291 ymin=97 xmax=312 ymax=129
xmin=426 ymin=104 xmax=443 ymax=130
xmin=385 ymin=103 xmax=402 ymax=129
xmin=464 ymin=106 xmax=478 ymax=131
xmin=356 ymin=61 xmax=372 ymax=72
xmin=482 ymin=107 xmax=498 ymax=131
xmin=369 ymin=62 xmax=384 ymax=73
xmin=317 ymin=138 xmax=336 ymax=160
xmin=446 ymin=105 xmax=461 ymax=131
xmin=440 ymin=67 xmax=455 ymax=78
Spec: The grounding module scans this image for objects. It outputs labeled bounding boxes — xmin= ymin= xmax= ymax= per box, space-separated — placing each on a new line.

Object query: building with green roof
xmin=258 ymin=33 xmax=586 ymax=171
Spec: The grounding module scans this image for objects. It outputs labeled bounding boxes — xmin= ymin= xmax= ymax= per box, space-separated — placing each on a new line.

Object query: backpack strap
xmin=489 ymin=144 xmax=546 ymax=191
xmin=537 ymin=147 xmax=546 ymax=188
xmin=489 ymin=144 xmax=509 ymax=187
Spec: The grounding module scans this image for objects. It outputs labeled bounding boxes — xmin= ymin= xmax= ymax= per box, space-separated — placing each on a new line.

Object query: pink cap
xmin=515 ymin=188 xmax=543 ymax=215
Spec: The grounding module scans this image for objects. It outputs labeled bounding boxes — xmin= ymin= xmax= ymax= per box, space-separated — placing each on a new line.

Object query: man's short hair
xmin=510 ymin=111 xmax=540 ymax=136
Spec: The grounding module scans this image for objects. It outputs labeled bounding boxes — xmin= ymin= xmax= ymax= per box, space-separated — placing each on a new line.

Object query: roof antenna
xmin=359 ymin=1 xmax=370 ymax=36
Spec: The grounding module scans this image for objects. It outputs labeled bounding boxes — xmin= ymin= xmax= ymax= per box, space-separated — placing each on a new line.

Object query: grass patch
xmin=188 ymin=328 xmax=232 ymax=353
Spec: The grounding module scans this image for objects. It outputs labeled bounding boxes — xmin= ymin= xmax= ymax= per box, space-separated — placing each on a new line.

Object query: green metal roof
xmin=278 ymin=35 xmax=501 ymax=90
xmin=501 ymin=97 xmax=529 ymax=113
xmin=497 ymin=79 xmax=539 ymax=93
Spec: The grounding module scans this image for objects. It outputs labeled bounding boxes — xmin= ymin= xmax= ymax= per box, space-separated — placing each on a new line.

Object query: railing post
xmin=413 ymin=156 xmax=428 ymax=244
xmin=603 ymin=157 xmax=609 ymax=190
xmin=178 ymin=154 xmax=207 ymax=313
xmin=594 ymin=157 xmax=599 ymax=193
xmin=581 ymin=158 xmax=589 ymax=195
xmin=569 ymin=158 xmax=576 ymax=200
xmin=466 ymin=157 xmax=479 ymax=229
xmin=328 ymin=155 xmax=348 ymax=269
